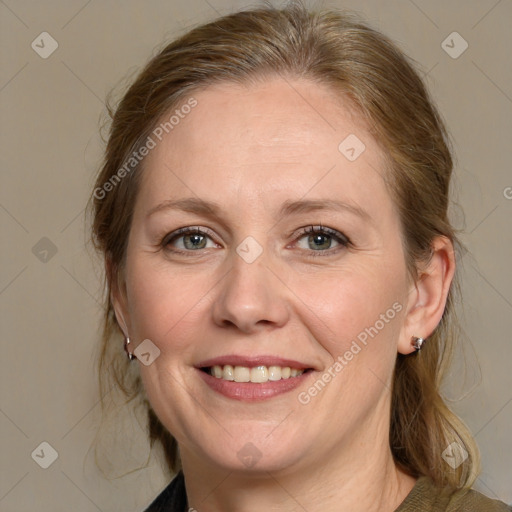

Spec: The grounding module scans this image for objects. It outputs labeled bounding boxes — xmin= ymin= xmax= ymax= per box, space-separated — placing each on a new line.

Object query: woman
xmin=89 ymin=2 xmax=510 ymax=511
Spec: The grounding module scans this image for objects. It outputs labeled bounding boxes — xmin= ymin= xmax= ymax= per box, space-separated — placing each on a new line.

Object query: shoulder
xmin=447 ymin=487 xmax=511 ymax=512
xmin=142 ymin=472 xmax=187 ymax=512
xmin=395 ymin=476 xmax=511 ymax=512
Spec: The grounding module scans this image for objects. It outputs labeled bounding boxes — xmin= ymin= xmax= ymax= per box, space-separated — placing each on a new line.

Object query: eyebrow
xmin=146 ymin=198 xmax=222 ymax=218
xmin=146 ymin=197 xmax=371 ymax=222
xmin=279 ymin=199 xmax=371 ymax=222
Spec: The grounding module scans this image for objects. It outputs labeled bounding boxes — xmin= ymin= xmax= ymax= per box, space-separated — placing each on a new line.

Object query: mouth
xmin=200 ymin=364 xmax=312 ymax=383
xmin=195 ymin=356 xmax=315 ymax=401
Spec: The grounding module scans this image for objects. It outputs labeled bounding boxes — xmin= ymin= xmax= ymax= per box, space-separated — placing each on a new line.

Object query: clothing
xmin=394 ymin=476 xmax=510 ymax=511
xmin=143 ymin=472 xmax=186 ymax=512
xmin=143 ymin=471 xmax=510 ymax=511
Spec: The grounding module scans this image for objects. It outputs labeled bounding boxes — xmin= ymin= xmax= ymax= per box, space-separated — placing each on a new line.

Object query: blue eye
xmin=161 ymin=225 xmax=350 ymax=257
xmin=295 ymin=226 xmax=349 ymax=254
xmin=180 ymin=232 xmax=208 ymax=250
xmin=163 ymin=227 xmax=217 ymax=251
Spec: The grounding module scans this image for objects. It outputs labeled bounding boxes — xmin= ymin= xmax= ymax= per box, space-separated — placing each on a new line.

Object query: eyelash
xmin=160 ymin=225 xmax=351 ymax=257
xmin=295 ymin=225 xmax=350 ymax=257
xmin=161 ymin=226 xmax=217 ymax=256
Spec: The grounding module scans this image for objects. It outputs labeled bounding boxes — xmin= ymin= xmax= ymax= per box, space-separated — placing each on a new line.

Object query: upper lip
xmin=196 ymin=355 xmax=314 ymax=370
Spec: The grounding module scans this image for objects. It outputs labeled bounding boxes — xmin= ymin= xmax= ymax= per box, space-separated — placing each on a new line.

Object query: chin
xmin=188 ymin=427 xmax=310 ymax=474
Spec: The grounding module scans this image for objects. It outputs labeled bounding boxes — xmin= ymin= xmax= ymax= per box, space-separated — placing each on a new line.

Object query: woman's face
xmin=117 ymin=77 xmax=414 ymax=473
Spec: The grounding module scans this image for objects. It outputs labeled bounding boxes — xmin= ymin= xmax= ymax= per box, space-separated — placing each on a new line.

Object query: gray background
xmin=1 ymin=0 xmax=511 ymax=510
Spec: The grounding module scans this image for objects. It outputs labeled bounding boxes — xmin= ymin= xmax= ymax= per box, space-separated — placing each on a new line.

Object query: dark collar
xmin=143 ymin=471 xmax=187 ymax=512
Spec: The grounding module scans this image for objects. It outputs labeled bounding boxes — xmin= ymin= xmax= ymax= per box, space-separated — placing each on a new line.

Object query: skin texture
xmin=112 ymin=77 xmax=455 ymax=511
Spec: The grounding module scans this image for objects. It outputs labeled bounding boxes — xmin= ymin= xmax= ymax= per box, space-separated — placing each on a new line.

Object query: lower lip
xmin=197 ymin=369 xmax=311 ymax=401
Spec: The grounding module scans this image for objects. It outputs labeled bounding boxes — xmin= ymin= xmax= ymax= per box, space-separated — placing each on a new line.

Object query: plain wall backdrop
xmin=1 ymin=0 xmax=511 ymax=510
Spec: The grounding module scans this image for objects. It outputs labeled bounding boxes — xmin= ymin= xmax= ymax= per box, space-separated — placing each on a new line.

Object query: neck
xmin=180 ymin=424 xmax=417 ymax=512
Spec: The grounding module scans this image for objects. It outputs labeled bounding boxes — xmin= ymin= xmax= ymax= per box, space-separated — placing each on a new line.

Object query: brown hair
xmin=89 ymin=0 xmax=479 ymax=488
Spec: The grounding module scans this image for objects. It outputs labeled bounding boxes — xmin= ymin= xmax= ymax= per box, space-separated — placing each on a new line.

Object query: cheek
xmin=125 ymin=256 xmax=213 ymax=352
xmin=294 ymin=266 xmax=406 ymax=416
xmin=294 ymin=262 xmax=406 ymax=361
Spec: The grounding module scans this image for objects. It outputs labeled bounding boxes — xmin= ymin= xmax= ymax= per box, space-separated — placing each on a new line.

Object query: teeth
xmin=234 ymin=366 xmax=250 ymax=382
xmin=222 ymin=364 xmax=234 ymax=381
xmin=250 ymin=366 xmax=268 ymax=383
xmin=268 ymin=366 xmax=282 ymax=381
xmin=209 ymin=365 xmax=305 ymax=383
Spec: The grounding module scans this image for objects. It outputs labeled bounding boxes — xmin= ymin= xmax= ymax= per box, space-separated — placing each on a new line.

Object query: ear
xmin=107 ymin=255 xmax=131 ymax=338
xmin=397 ymin=236 xmax=456 ymax=355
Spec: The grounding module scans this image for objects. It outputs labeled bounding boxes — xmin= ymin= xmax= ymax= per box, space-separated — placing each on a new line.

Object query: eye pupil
xmin=308 ymin=233 xmax=331 ymax=250
xmin=184 ymin=233 xmax=206 ymax=249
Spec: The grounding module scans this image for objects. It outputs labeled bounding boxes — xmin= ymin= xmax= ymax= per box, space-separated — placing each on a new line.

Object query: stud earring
xmin=411 ymin=336 xmax=425 ymax=351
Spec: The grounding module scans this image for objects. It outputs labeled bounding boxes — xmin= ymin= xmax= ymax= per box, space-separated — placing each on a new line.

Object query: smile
xmin=206 ymin=365 xmax=306 ymax=383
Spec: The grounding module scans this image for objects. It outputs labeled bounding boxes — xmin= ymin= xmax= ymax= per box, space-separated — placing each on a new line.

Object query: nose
xmin=212 ymin=250 xmax=290 ymax=334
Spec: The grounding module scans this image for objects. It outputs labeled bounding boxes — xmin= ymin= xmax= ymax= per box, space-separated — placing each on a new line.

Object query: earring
xmin=411 ymin=336 xmax=425 ymax=351
xmin=124 ymin=337 xmax=135 ymax=361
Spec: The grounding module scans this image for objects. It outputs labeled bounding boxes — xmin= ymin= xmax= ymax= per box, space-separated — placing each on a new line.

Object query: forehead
xmin=137 ymin=77 xmax=392 ymax=218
